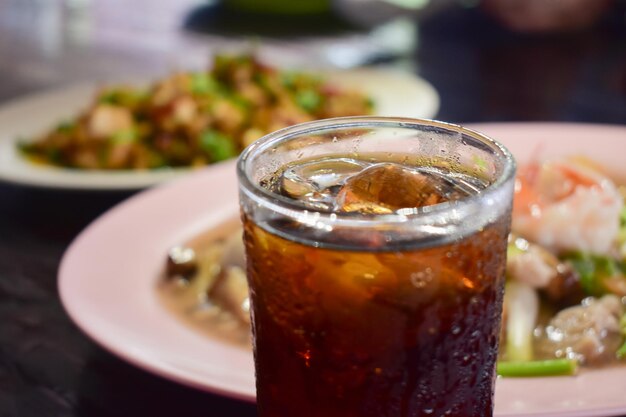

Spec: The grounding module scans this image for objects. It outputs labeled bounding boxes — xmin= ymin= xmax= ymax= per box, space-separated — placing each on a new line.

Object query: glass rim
xmin=237 ymin=116 xmax=516 ymax=229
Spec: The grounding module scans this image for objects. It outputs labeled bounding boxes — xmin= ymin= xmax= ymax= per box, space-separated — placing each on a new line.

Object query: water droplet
xmin=410 ymin=269 xmax=433 ymax=288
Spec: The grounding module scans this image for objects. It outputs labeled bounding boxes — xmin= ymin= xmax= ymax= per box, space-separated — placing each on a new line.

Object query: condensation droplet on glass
xmin=410 ymin=269 xmax=433 ymax=288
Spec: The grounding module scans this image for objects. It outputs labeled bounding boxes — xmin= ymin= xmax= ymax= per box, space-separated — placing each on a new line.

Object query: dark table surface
xmin=1 ymin=0 xmax=625 ymax=416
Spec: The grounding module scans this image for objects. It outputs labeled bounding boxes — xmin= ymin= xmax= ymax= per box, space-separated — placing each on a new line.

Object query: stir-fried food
xmin=18 ymin=54 xmax=374 ymax=170
xmin=161 ymin=156 xmax=626 ymax=376
xmin=500 ymin=157 xmax=626 ymax=376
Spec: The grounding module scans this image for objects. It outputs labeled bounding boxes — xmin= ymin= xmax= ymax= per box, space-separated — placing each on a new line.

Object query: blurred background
xmin=1 ymin=0 xmax=625 ymax=123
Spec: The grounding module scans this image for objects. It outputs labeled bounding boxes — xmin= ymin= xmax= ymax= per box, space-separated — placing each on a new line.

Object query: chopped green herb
xmin=17 ymin=140 xmax=33 ymax=153
xmin=111 ymin=128 xmax=137 ymax=144
xmin=618 ymin=314 xmax=626 ymax=359
xmin=564 ymin=252 xmax=625 ymax=296
xmin=617 ymin=204 xmax=626 ymax=262
xmin=56 ymin=121 xmax=76 ymax=133
xmin=280 ymin=71 xmax=298 ymax=89
xmin=200 ymin=130 xmax=237 ymax=162
xmin=45 ymin=148 xmax=62 ymax=163
xmin=296 ymin=89 xmax=321 ymax=112
xmin=191 ymin=73 xmax=218 ymax=95
xmin=98 ymin=89 xmax=145 ymax=106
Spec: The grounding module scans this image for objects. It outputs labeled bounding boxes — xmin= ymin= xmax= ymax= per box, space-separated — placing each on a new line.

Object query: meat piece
xmin=220 ymin=231 xmax=245 ymax=270
xmin=538 ymin=295 xmax=624 ymax=365
xmin=507 ymin=234 xmax=561 ymax=288
xmin=208 ymin=266 xmax=250 ymax=324
xmin=165 ymin=246 xmax=198 ymax=281
xmin=507 ymin=234 xmax=585 ymax=306
xmin=88 ymin=104 xmax=133 ymax=138
xmin=544 ymin=264 xmax=585 ymax=308
xmin=172 ymin=95 xmax=198 ymax=126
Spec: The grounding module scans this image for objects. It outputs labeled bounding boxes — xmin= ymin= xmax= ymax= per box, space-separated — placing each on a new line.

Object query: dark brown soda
xmin=242 ymin=211 xmax=510 ymax=417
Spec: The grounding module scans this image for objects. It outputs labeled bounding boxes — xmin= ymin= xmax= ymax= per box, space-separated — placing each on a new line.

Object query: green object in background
xmin=223 ymin=0 xmax=331 ymax=14
xmin=618 ymin=206 xmax=626 ymax=260
xmin=296 ymin=89 xmax=321 ymax=112
xmin=191 ymin=73 xmax=219 ymax=95
xmin=111 ymin=128 xmax=137 ymax=144
xmin=617 ymin=313 xmax=626 ymax=359
xmin=200 ymin=130 xmax=237 ymax=162
xmin=497 ymin=359 xmax=578 ymax=377
xmin=565 ymin=252 xmax=625 ymax=296
xmin=56 ymin=121 xmax=76 ymax=134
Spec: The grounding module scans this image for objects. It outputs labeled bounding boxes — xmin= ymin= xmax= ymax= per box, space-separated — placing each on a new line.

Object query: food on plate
xmin=18 ymin=54 xmax=373 ymax=170
xmin=500 ymin=157 xmax=626 ymax=376
xmin=512 ymin=158 xmax=623 ymax=255
xmin=160 ymin=156 xmax=626 ymax=376
xmin=159 ymin=219 xmax=250 ymax=346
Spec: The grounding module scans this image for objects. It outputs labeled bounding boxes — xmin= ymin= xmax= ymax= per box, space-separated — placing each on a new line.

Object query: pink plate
xmin=59 ymin=122 xmax=626 ymax=416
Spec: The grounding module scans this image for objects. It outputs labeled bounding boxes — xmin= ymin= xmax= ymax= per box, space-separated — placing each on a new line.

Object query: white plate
xmin=59 ymin=123 xmax=626 ymax=416
xmin=0 ymin=69 xmax=439 ymax=190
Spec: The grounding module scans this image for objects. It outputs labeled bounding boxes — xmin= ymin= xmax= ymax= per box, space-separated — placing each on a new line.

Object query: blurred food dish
xmin=0 ymin=58 xmax=439 ymax=190
xmin=18 ymin=55 xmax=374 ymax=171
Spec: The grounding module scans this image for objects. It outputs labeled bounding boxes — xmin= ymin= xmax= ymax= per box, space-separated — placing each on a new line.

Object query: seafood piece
xmin=513 ymin=159 xmax=623 ymax=255
xmin=507 ymin=234 xmax=584 ymax=305
xmin=537 ymin=295 xmax=624 ymax=365
xmin=507 ymin=234 xmax=562 ymax=288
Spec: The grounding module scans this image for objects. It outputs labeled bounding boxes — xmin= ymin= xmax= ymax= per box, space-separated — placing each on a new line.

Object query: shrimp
xmin=512 ymin=158 xmax=623 ymax=255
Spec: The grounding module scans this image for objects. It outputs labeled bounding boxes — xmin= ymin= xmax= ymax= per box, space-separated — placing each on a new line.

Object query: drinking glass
xmin=237 ymin=117 xmax=516 ymax=417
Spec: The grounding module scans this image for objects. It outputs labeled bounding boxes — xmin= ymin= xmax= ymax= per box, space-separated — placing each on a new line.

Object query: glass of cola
xmin=237 ymin=117 xmax=516 ymax=417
